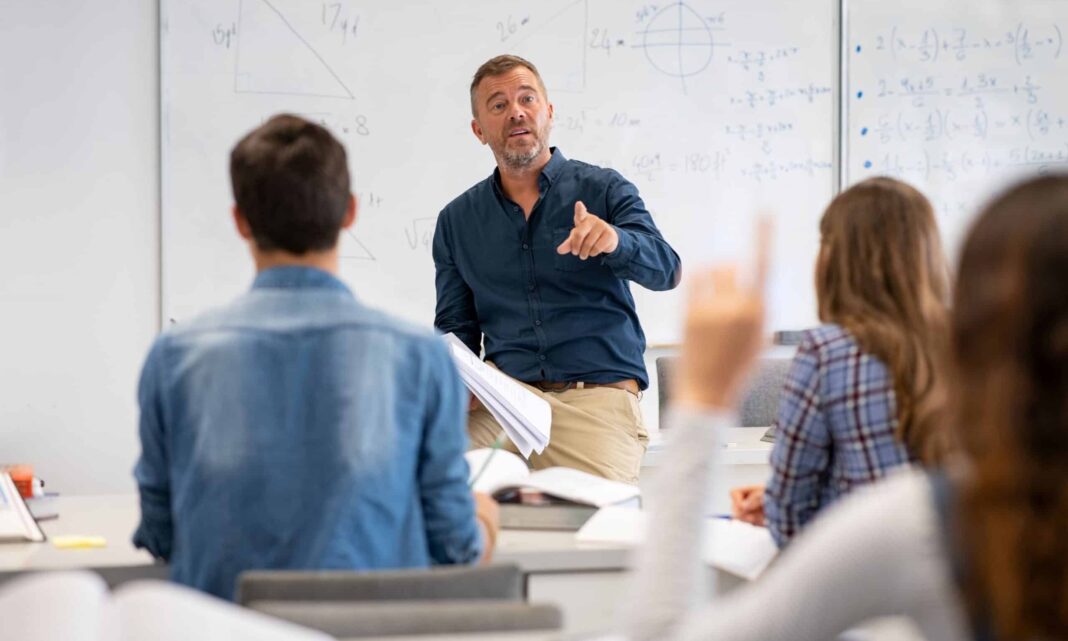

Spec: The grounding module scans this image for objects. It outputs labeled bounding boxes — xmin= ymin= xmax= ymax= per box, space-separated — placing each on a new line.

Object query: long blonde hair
xmin=816 ymin=177 xmax=950 ymax=463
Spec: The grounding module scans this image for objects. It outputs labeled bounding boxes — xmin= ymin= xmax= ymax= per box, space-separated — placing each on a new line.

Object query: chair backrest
xmin=237 ymin=565 xmax=561 ymax=639
xmin=657 ymin=356 xmax=792 ymax=427
xmin=236 ymin=564 xmax=523 ymax=606
xmin=247 ymin=600 xmax=563 ymax=638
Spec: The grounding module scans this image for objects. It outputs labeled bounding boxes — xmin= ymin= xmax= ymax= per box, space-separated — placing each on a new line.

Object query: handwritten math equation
xmin=853 ymin=16 xmax=1068 ymax=190
xmin=869 ymin=22 xmax=1062 ymax=66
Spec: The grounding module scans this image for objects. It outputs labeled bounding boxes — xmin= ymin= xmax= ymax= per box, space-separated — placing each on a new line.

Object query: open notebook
xmin=466 ymin=448 xmax=640 ymax=508
xmin=0 ymin=471 xmax=45 ymax=543
xmin=1 ymin=572 xmax=330 ymax=641
xmin=467 ymin=449 xmax=640 ymax=530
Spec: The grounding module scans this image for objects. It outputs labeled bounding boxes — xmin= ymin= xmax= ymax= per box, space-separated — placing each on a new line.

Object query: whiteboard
xmin=845 ymin=1 xmax=1068 ymax=256
xmin=162 ymin=0 xmax=838 ymax=344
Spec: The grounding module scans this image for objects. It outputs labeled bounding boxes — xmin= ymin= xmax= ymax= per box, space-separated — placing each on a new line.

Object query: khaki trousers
xmin=467 ymin=377 xmax=649 ymax=484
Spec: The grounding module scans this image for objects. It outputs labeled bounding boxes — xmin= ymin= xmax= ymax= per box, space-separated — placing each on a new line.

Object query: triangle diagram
xmin=507 ymin=0 xmax=588 ymax=93
xmin=234 ymin=0 xmax=354 ymax=99
xmin=341 ymin=230 xmax=375 ymax=261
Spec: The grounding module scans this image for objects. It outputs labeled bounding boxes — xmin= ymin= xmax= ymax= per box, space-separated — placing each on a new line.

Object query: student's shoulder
xmin=360 ymin=308 xmax=445 ymax=347
xmin=154 ymin=301 xmax=240 ymax=343
xmin=345 ymin=306 xmax=457 ymax=369
xmin=799 ymin=324 xmax=863 ymax=359
xmin=160 ymin=295 xmax=437 ymax=351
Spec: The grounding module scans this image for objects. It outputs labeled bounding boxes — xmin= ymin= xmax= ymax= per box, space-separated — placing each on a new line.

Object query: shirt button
xmin=535 ymin=320 xmax=542 ymax=326
xmin=528 ymin=283 xmax=536 ymax=291
xmin=538 ymin=355 xmax=547 ymax=361
xmin=522 ymin=243 xmax=529 ymax=250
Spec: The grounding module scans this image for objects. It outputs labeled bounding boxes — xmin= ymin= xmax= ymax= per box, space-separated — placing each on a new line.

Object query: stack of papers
xmin=443 ymin=334 xmax=551 ymax=458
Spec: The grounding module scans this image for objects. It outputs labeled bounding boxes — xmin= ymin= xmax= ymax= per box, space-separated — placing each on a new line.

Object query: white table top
xmin=0 ymin=494 xmax=154 ymax=572
xmin=0 ymin=434 xmax=771 ymax=576
xmin=0 ymin=494 xmax=632 ymax=575
xmin=642 ymin=426 xmax=772 ymax=468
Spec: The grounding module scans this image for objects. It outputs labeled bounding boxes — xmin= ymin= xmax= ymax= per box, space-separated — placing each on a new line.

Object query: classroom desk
xmin=0 ymin=494 xmax=153 ymax=572
xmin=0 ymin=429 xmax=773 ymax=635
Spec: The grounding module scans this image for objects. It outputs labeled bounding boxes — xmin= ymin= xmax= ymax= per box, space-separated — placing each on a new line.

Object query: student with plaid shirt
xmin=731 ymin=178 xmax=952 ymax=547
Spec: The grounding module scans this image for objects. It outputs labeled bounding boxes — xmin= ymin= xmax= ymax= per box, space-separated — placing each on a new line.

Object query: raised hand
xmin=675 ymin=219 xmax=770 ymax=410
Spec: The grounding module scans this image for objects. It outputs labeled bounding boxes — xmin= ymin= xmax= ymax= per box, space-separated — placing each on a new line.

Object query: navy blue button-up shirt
xmin=133 ymin=267 xmax=481 ymax=600
xmin=433 ymin=148 xmax=681 ymax=390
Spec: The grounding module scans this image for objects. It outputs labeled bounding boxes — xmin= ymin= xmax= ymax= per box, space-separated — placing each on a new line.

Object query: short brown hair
xmin=469 ymin=55 xmax=547 ymax=117
xmin=229 ymin=114 xmax=350 ymax=254
xmin=816 ymin=177 xmax=951 ymax=464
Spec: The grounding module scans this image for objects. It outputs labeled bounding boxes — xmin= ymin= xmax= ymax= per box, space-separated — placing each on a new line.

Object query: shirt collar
xmin=491 ymin=147 xmax=567 ymax=195
xmin=539 ymin=147 xmax=567 ymax=185
xmin=252 ymin=266 xmax=352 ymax=294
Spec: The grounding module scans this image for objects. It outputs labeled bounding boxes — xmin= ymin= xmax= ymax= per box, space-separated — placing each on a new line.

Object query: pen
xmin=469 ymin=431 xmax=507 ymax=489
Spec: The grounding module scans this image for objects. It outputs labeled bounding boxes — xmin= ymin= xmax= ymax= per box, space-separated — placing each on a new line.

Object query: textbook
xmin=0 ymin=471 xmax=45 ymax=543
xmin=466 ymin=449 xmax=640 ymax=530
xmin=466 ymin=449 xmax=640 ymax=508
xmin=1 ymin=571 xmax=330 ymax=641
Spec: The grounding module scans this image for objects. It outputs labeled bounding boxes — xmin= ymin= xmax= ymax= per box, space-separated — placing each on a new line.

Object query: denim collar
xmin=251 ymin=266 xmax=351 ymax=294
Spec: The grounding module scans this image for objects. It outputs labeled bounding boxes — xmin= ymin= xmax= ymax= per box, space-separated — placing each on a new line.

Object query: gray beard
xmin=501 ymin=139 xmax=544 ymax=170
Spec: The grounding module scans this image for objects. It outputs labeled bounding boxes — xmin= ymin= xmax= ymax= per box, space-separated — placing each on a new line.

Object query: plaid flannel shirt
xmin=764 ymin=324 xmax=911 ymax=547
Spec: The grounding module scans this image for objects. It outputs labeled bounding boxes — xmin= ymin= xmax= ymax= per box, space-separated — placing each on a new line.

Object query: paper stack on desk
xmin=443 ymin=334 xmax=551 ymax=458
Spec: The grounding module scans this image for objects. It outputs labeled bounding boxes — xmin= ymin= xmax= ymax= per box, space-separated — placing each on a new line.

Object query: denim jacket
xmin=133 ymin=267 xmax=481 ymax=599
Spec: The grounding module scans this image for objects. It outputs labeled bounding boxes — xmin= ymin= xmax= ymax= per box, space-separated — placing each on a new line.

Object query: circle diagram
xmin=640 ymin=3 xmax=716 ymax=80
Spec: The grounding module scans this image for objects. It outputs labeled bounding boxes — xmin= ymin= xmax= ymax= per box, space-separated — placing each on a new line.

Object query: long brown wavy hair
xmin=816 ymin=177 xmax=951 ymax=464
xmin=951 ymin=175 xmax=1068 ymax=639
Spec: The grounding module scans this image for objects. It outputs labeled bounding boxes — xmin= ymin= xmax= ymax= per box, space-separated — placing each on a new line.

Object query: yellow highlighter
xmin=52 ymin=535 xmax=107 ymax=549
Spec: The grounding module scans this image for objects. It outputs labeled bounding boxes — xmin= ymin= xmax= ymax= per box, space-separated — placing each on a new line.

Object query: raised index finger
xmin=574 ymin=201 xmax=588 ymax=224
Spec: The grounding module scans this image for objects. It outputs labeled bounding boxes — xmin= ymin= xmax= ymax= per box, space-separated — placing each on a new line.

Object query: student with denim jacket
xmin=133 ymin=115 xmax=498 ymax=600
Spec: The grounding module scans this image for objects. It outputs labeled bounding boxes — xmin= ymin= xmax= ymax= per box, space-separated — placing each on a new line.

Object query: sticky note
xmin=52 ymin=535 xmax=107 ymax=549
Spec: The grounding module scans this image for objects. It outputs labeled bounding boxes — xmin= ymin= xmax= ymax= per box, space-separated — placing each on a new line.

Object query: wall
xmin=0 ymin=0 xmax=160 ymax=493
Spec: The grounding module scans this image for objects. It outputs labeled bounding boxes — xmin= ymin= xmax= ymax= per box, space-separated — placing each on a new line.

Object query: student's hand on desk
xmin=730 ymin=484 xmax=766 ymax=526
xmin=473 ymin=492 xmax=500 ymax=563
xmin=556 ymin=201 xmax=619 ymax=260
xmin=675 ymin=220 xmax=770 ymax=410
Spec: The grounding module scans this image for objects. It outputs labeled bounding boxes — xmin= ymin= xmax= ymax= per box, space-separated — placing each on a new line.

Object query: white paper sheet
xmin=443 ymin=334 xmax=551 ymax=457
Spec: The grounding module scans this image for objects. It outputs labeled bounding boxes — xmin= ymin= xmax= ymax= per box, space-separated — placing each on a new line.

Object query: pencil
xmin=469 ymin=431 xmax=508 ymax=488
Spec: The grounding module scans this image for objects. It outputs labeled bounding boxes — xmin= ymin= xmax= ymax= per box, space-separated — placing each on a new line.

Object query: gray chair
xmin=249 ymin=600 xmax=562 ymax=638
xmin=237 ymin=564 xmax=563 ymax=638
xmin=657 ymin=356 xmax=792 ymax=427
xmin=238 ymin=564 xmax=524 ymax=604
